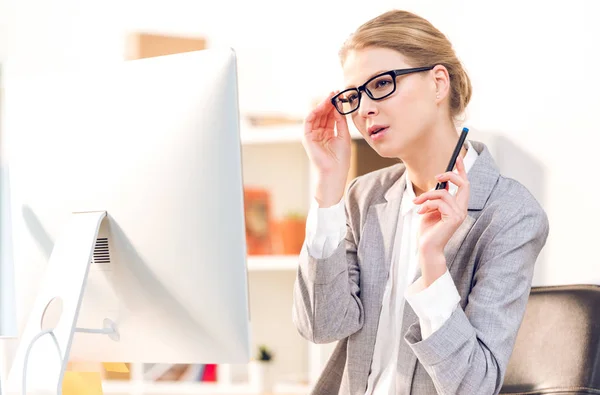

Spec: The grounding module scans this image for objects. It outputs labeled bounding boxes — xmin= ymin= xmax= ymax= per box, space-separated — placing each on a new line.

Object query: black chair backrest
xmin=501 ymin=284 xmax=600 ymax=395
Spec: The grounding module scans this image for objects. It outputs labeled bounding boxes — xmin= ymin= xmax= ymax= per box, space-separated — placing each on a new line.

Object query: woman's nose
xmin=357 ymin=95 xmax=379 ymax=118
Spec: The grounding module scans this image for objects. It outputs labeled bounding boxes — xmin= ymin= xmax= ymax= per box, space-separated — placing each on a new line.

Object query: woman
xmin=292 ymin=9 xmax=549 ymax=395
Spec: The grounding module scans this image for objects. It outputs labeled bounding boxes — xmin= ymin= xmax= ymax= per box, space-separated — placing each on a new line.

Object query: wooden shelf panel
xmin=240 ymin=124 xmax=362 ymax=145
xmin=247 ymin=255 xmax=298 ymax=272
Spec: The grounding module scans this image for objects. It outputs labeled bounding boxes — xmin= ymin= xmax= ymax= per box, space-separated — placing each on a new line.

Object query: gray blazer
xmin=292 ymin=141 xmax=550 ymax=395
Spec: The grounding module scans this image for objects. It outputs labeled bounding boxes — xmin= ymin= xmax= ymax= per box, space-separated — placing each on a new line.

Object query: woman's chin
xmin=370 ymin=142 xmax=402 ymax=159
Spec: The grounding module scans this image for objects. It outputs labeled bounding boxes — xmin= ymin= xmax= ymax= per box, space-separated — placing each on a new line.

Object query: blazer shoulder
xmin=346 ymin=162 xmax=405 ymax=206
xmin=483 ymin=175 xmax=549 ymax=232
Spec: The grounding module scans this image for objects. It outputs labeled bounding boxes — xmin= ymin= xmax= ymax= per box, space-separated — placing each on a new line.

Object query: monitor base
xmin=6 ymin=211 xmax=118 ymax=395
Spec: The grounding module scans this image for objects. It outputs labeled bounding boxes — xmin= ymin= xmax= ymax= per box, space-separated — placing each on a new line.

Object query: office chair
xmin=501 ymin=284 xmax=600 ymax=395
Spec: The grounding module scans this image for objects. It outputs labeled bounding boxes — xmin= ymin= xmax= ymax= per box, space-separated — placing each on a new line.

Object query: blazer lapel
xmin=397 ymin=141 xmax=501 ymax=392
xmin=395 ymin=211 xmax=476 ymax=393
xmin=408 ymin=214 xmax=477 ymax=285
xmin=349 ymin=172 xmax=406 ymax=394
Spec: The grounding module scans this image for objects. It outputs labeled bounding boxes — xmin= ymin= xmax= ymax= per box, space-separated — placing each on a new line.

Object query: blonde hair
xmin=340 ymin=10 xmax=472 ymax=121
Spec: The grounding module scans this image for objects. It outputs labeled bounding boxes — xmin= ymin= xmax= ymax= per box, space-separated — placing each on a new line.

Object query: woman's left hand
xmin=413 ymin=154 xmax=470 ymax=258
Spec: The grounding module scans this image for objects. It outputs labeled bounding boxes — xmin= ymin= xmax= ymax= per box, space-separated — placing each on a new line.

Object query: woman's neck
xmin=402 ymin=123 xmax=467 ymax=197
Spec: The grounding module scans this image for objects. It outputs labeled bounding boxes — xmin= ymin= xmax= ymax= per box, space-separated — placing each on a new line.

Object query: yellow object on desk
xmin=102 ymin=362 xmax=129 ymax=373
xmin=62 ymin=372 xmax=103 ymax=395
xmin=62 ymin=362 xmax=129 ymax=395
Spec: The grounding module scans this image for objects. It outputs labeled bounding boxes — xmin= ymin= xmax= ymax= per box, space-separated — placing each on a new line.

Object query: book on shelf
xmin=144 ymin=363 xmax=218 ymax=382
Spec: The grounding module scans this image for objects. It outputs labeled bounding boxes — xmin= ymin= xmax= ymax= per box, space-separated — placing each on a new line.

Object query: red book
xmin=202 ymin=364 xmax=217 ymax=382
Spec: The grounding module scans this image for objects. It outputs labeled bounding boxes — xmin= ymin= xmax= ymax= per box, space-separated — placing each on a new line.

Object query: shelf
xmin=247 ymin=255 xmax=298 ymax=272
xmin=240 ymin=123 xmax=362 ymax=145
xmin=101 ymin=380 xmax=311 ymax=395
xmin=272 ymin=382 xmax=312 ymax=394
xmin=102 ymin=380 xmax=260 ymax=394
xmin=240 ymin=124 xmax=304 ymax=145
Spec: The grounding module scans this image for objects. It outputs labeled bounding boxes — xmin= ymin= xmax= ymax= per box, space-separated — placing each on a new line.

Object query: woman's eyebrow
xmin=344 ymin=70 xmax=388 ymax=89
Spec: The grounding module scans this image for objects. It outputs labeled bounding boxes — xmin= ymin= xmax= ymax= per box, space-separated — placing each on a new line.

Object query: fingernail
xmin=436 ymin=174 xmax=443 ymax=179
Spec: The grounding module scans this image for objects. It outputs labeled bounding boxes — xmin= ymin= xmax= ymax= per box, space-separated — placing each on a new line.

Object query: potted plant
xmin=278 ymin=211 xmax=306 ymax=255
xmin=249 ymin=345 xmax=274 ymax=392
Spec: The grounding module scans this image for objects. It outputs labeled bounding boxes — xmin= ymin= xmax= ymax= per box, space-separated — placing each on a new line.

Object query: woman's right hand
xmin=302 ymin=91 xmax=352 ymax=207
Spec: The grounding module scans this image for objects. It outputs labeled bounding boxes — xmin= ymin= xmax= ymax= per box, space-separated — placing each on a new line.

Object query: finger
xmin=305 ymin=110 xmax=326 ymax=138
xmin=435 ymin=168 xmax=468 ymax=188
xmin=313 ymin=91 xmax=334 ymax=114
xmin=324 ymin=94 xmax=338 ymax=131
xmin=319 ymin=100 xmax=337 ymax=130
xmin=454 ymin=155 xmax=470 ymax=207
xmin=304 ymin=111 xmax=317 ymax=136
xmin=439 ymin=155 xmax=470 ymax=207
xmin=456 ymin=154 xmax=468 ymax=179
xmin=456 ymin=153 xmax=464 ymax=167
xmin=417 ymin=200 xmax=453 ymax=216
xmin=412 ymin=189 xmax=456 ymax=209
xmin=304 ymin=92 xmax=333 ymax=136
xmin=314 ymin=91 xmax=335 ymax=111
xmin=333 ymin=107 xmax=351 ymax=140
xmin=318 ymin=94 xmax=336 ymax=129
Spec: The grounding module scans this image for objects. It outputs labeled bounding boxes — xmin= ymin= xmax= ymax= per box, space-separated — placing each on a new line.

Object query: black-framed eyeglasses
xmin=331 ymin=66 xmax=435 ymax=115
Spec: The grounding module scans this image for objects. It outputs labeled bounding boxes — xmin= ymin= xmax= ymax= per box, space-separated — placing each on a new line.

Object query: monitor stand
xmin=5 ymin=211 xmax=119 ymax=395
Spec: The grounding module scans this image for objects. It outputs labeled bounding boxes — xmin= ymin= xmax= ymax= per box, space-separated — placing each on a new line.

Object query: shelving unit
xmin=100 ymin=360 xmax=314 ymax=394
xmin=247 ymin=256 xmax=298 ymax=272
xmin=102 ymin=381 xmax=312 ymax=395
xmin=102 ymin=381 xmax=260 ymax=395
xmin=240 ymin=122 xmax=363 ymax=145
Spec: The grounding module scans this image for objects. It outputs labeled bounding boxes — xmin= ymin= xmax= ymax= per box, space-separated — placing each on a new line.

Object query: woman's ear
xmin=432 ymin=65 xmax=450 ymax=104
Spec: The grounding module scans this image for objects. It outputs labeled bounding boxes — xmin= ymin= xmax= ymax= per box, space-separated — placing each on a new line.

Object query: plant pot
xmin=244 ymin=188 xmax=274 ymax=255
xmin=279 ymin=217 xmax=306 ymax=255
xmin=249 ymin=361 xmax=274 ymax=392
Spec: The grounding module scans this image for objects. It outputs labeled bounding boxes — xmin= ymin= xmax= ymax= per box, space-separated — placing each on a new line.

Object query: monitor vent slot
xmin=93 ymin=237 xmax=111 ymax=264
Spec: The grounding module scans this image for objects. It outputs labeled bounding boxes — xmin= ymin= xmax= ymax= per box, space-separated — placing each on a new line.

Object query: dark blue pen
xmin=435 ymin=127 xmax=469 ymax=190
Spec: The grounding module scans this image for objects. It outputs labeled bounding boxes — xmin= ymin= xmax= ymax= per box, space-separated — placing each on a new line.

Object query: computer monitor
xmin=2 ymin=48 xmax=251 ymax=392
xmin=1 ymin=67 xmax=17 ymax=341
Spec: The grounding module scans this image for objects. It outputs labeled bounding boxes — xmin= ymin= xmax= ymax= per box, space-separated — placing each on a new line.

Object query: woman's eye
xmin=376 ymin=80 xmax=390 ymax=88
xmin=341 ymin=94 xmax=357 ymax=103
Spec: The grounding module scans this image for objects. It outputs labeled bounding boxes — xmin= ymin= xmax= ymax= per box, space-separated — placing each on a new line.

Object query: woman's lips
xmin=370 ymin=127 xmax=389 ymax=141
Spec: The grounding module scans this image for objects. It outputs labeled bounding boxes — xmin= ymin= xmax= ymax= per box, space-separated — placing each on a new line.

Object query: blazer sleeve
xmin=403 ymin=201 xmax=550 ymax=395
xmin=292 ymin=178 xmax=364 ymax=344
